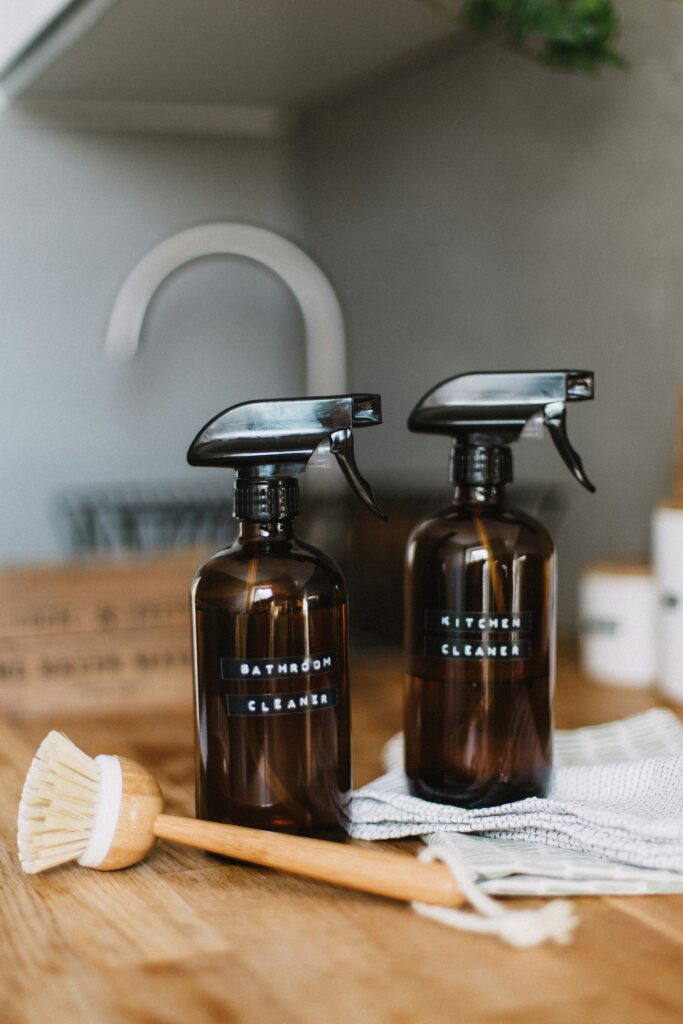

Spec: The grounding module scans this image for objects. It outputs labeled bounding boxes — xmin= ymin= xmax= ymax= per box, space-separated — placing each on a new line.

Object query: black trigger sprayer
xmin=408 ymin=369 xmax=595 ymax=492
xmin=404 ymin=370 xmax=596 ymax=808
xmin=187 ymin=394 xmax=384 ymax=839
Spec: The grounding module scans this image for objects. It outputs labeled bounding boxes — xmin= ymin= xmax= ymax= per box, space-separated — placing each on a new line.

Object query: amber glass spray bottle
xmin=188 ymin=395 xmax=385 ymax=839
xmin=404 ymin=371 xmax=595 ymax=808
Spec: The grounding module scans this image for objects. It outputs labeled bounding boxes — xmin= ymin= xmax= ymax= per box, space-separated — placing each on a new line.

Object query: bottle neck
xmin=453 ymin=483 xmax=505 ymax=507
xmin=238 ymin=519 xmax=294 ymax=542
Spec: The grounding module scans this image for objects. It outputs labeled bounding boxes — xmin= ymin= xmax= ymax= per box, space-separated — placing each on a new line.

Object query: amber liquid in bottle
xmin=404 ymin=480 xmax=555 ymax=808
xmin=192 ymin=515 xmax=350 ymax=840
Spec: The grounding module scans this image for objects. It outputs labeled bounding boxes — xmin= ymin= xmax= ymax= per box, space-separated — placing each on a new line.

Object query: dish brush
xmin=17 ymin=730 xmax=465 ymax=908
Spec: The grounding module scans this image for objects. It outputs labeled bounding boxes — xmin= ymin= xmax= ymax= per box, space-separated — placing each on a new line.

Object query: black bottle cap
xmin=234 ymin=477 xmax=300 ymax=521
xmin=451 ymin=445 xmax=512 ymax=486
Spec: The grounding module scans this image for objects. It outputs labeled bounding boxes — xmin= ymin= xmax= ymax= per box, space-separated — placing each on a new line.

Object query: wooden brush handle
xmin=152 ymin=814 xmax=464 ymax=908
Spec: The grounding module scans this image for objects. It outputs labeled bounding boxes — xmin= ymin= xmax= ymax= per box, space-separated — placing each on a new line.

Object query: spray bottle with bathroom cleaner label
xmin=188 ymin=395 xmax=385 ymax=839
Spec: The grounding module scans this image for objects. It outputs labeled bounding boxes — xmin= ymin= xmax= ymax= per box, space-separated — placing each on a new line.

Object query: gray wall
xmin=0 ymin=121 xmax=305 ymax=560
xmin=300 ymin=2 xmax=683 ymax=627
xmin=3 ymin=2 xmax=683 ymax=631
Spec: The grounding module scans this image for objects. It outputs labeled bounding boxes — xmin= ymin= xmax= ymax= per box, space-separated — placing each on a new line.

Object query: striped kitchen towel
xmin=349 ymin=709 xmax=683 ymax=895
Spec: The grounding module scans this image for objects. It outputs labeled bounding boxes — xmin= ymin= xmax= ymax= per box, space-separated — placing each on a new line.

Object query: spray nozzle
xmin=188 ymin=394 xmax=386 ymax=518
xmin=409 ymin=370 xmax=595 ymax=492
xmin=329 ymin=428 xmax=387 ymax=519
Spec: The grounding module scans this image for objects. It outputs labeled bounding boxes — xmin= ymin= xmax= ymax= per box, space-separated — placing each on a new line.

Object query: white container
xmin=653 ymin=503 xmax=683 ymax=702
xmin=578 ymin=562 xmax=657 ymax=688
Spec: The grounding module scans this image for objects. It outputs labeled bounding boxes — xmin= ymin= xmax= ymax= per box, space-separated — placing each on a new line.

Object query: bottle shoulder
xmin=192 ymin=535 xmax=346 ymax=605
xmin=407 ymin=503 xmax=554 ymax=558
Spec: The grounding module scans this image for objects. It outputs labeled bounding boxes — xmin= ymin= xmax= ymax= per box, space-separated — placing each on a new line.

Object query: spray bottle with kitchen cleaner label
xmin=404 ymin=371 xmax=595 ymax=808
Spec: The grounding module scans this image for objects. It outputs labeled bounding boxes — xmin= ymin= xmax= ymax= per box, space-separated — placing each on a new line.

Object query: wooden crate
xmin=0 ymin=551 xmax=207 ymax=718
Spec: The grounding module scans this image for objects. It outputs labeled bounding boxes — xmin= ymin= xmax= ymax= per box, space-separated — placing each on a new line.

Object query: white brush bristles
xmin=17 ymin=731 xmax=103 ymax=874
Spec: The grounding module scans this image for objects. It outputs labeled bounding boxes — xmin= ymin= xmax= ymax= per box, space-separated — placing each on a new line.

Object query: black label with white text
xmin=226 ymin=686 xmax=338 ymax=717
xmin=425 ymin=636 xmax=531 ymax=660
xmin=425 ymin=610 xmax=531 ymax=634
xmin=424 ymin=610 xmax=531 ymax=661
xmin=221 ymin=651 xmax=338 ymax=681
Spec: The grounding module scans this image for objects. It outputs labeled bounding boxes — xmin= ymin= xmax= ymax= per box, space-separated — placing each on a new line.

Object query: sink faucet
xmin=104 ymin=223 xmax=347 ymax=395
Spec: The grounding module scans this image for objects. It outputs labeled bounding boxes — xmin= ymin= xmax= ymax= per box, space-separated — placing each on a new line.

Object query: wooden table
xmin=1 ymin=648 xmax=681 ymax=1024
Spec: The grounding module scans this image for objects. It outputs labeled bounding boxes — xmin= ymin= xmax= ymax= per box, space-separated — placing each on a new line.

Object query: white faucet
xmin=104 ymin=223 xmax=347 ymax=395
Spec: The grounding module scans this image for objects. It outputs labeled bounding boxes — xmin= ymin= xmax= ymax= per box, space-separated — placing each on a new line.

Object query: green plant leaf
xmin=459 ymin=0 xmax=625 ymax=72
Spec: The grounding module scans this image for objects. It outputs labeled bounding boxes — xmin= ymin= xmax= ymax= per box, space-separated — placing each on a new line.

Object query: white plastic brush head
xmin=17 ymin=731 xmax=164 ymax=874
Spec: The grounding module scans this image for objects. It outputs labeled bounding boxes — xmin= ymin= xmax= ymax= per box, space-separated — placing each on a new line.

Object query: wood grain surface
xmin=1 ymin=647 xmax=682 ymax=1024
